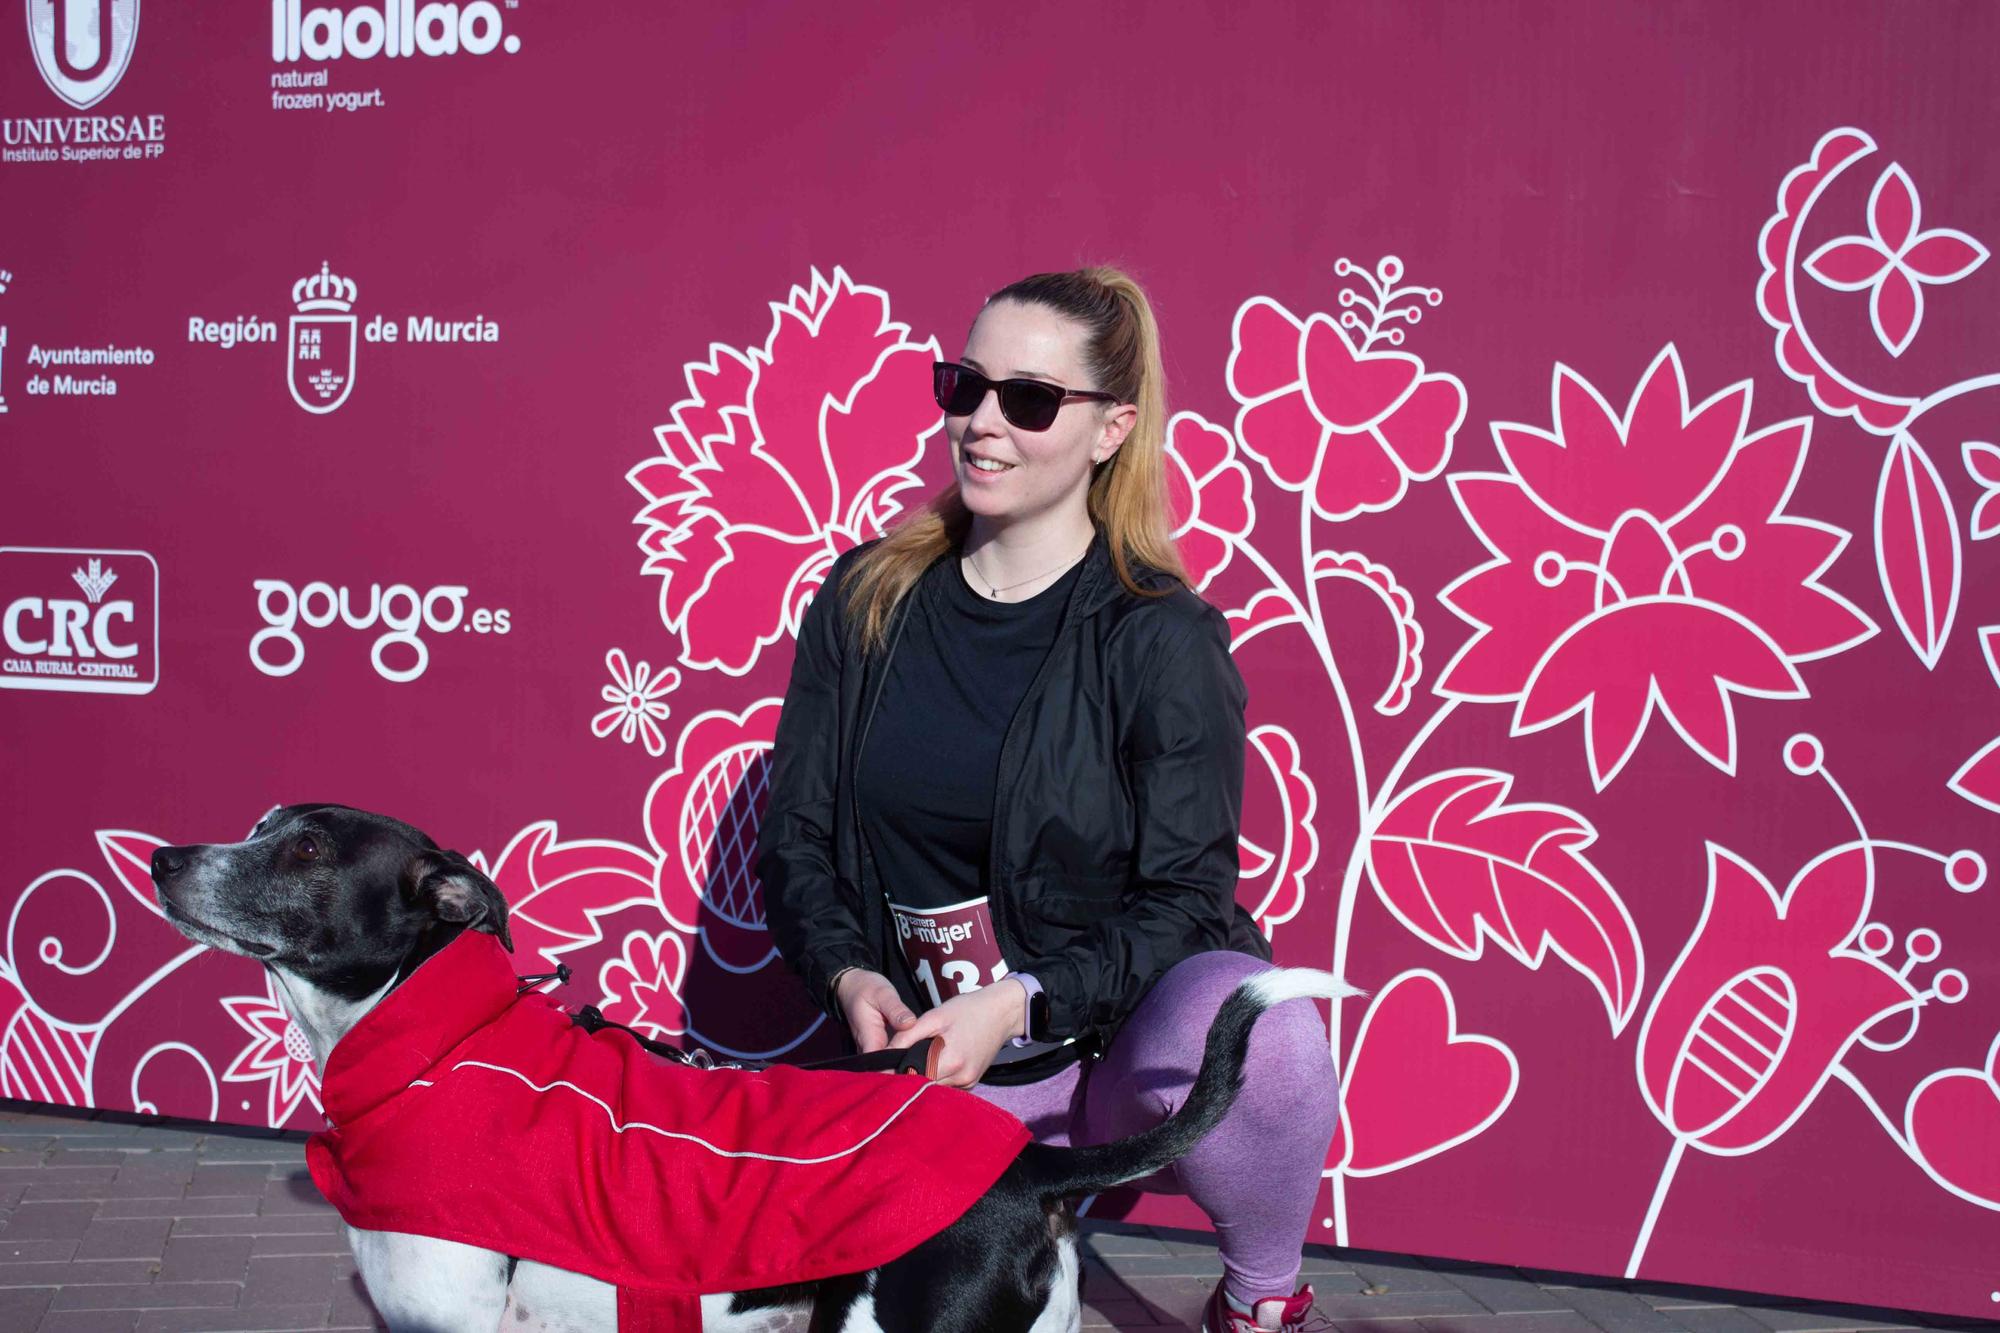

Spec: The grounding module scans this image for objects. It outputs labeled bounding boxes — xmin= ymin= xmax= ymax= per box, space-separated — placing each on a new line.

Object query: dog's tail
xmin=1015 ymin=968 xmax=1363 ymax=1200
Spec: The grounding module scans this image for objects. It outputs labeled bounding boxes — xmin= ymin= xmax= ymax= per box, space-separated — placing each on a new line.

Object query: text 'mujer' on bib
xmin=886 ymin=896 xmax=1009 ymax=1008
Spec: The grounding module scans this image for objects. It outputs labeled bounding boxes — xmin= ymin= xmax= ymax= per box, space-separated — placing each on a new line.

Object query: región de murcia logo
xmin=186 ymin=263 xmax=501 ymax=415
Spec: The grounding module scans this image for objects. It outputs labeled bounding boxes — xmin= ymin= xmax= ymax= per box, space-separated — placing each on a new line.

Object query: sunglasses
xmin=932 ymin=361 xmax=1120 ymax=432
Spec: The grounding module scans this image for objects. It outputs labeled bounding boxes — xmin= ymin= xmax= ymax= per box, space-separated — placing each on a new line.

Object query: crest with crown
xmin=292 ymin=262 xmax=357 ymax=314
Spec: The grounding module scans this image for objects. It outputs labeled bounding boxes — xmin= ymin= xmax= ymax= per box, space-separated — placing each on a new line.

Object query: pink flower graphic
xmin=221 ymin=974 xmax=321 ymax=1128
xmin=474 ymin=822 xmax=659 ymax=975
xmin=597 ymin=932 xmax=689 ymax=1040
xmin=644 ymin=701 xmax=782 ymax=972
xmin=1637 ymin=844 xmax=1917 ymax=1154
xmin=1436 ymin=346 xmax=1876 ymax=788
xmin=1165 ymin=412 xmax=1254 ymax=592
xmin=1804 ymin=163 xmax=1989 ymax=358
xmin=627 ymin=269 xmax=943 ymax=675
xmin=1235 ymin=725 xmax=1318 ymax=937
xmin=1227 ymin=282 xmax=1466 ymax=521
xmin=590 ymin=649 xmax=680 ymax=758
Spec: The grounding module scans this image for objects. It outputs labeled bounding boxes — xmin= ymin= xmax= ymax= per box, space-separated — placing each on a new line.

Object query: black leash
xmin=567 ymin=1003 xmax=935 ymax=1077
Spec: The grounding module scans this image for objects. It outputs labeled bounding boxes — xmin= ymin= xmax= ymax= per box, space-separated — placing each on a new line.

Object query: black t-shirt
xmin=855 ymin=553 xmax=1082 ymax=912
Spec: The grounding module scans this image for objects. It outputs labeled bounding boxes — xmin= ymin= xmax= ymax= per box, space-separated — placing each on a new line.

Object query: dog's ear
xmin=402 ymin=850 xmax=513 ymax=952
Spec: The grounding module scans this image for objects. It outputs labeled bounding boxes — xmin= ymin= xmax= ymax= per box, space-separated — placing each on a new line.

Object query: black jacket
xmin=756 ymin=529 xmax=1268 ymax=1056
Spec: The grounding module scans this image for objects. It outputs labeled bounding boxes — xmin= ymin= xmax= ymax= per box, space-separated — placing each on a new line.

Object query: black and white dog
xmin=149 ymin=803 xmax=1354 ymax=1332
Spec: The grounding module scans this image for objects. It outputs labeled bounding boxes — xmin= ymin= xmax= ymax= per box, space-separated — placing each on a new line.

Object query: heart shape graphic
xmin=1906 ymin=1031 xmax=2000 ymax=1208
xmin=1331 ymin=970 xmax=1519 ymax=1176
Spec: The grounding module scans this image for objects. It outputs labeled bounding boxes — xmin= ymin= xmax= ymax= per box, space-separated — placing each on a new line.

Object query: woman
xmin=758 ymin=267 xmax=1338 ymax=1333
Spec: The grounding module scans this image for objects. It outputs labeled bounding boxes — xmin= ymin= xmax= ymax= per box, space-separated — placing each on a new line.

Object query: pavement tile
xmin=155 ymin=1235 xmax=253 ymax=1284
xmin=242 ymin=1255 xmax=346 ymax=1307
xmin=1108 ymin=1272 xmax=1213 ymax=1325
xmin=0 ymin=1204 xmax=104 ymax=1242
xmin=169 ymin=1215 xmax=338 ymax=1237
xmin=22 ymin=1181 xmax=122 ymax=1204
xmin=1079 ymin=1223 xmax=1172 ymax=1257
xmin=1564 ymin=1288 xmax=1701 ymax=1332
xmin=42 ymin=1151 xmax=138 ymax=1169
xmin=0 ymin=1282 xmax=57 ymax=1326
xmin=256 ymin=1175 xmax=335 ymax=1217
xmin=49 ymin=1282 xmax=238 ymax=1312
xmin=0 ymin=1136 xmax=59 ymax=1153
xmin=1348 ymin=1256 xmax=1470 ymax=1294
xmin=0 ymin=1240 xmax=82 ymax=1263
xmin=135 ymin=1306 xmax=332 ymax=1333
xmin=249 ymin=1232 xmax=351 ymax=1258
xmin=97 ymin=1197 xmax=259 ymax=1220
xmin=0 ymin=1260 xmax=161 ymax=1287
xmin=1431 ymin=1267 xmax=1581 ymax=1314
xmin=327 ymin=1271 xmax=384 ymax=1329
xmin=102 ymin=1162 xmax=197 ymax=1199
xmin=1081 ymin=1260 xmax=1135 ymax=1300
xmin=1308 ymin=1287 xmax=1490 ymax=1320
xmin=1678 ymin=1311 xmax=1795 ymax=1333
xmin=35 ymin=1311 xmax=141 ymax=1333
xmin=1102 ymin=1252 xmax=1226 ymax=1277
xmin=1419 ymin=1316 xmax=1601 ymax=1333
xmin=73 ymin=1220 xmax=171 ymax=1263
xmin=184 ymin=1167 xmax=276 ymax=1198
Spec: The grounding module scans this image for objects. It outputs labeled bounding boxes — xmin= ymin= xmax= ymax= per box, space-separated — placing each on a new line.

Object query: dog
xmin=149 ymin=803 xmax=1356 ymax=1332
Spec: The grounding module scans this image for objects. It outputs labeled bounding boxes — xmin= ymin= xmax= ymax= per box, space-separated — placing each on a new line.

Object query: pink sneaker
xmin=1200 ymin=1282 xmax=1316 ymax=1332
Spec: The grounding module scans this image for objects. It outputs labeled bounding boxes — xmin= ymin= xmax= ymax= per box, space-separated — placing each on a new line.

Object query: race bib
xmin=886 ymin=896 xmax=1009 ymax=1009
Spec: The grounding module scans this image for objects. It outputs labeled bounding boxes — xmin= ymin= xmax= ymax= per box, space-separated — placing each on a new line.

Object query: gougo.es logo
xmin=251 ymin=578 xmax=510 ymax=683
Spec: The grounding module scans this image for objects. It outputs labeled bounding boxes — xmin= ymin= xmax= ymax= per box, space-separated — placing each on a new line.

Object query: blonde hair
xmin=841 ymin=266 xmax=1188 ymax=653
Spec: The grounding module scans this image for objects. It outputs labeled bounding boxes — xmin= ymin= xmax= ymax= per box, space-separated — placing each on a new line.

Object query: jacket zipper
xmin=846 ymin=579 xmax=918 ymax=979
xmin=984 ymin=555 xmax=1094 ymax=966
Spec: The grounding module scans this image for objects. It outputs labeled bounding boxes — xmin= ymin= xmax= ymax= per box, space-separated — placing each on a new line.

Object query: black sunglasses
xmin=932 ymin=361 xmax=1120 ymax=432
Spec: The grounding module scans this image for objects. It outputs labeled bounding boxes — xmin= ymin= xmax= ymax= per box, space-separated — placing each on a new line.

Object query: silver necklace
xmin=963 ymin=541 xmax=1090 ymax=599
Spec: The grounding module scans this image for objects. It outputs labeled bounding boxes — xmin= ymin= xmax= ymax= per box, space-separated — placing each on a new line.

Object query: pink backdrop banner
xmin=4 ymin=0 xmax=1998 ymax=1317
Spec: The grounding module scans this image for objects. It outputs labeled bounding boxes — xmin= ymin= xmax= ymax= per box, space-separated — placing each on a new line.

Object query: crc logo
xmin=290 ymin=261 xmax=356 ymax=414
xmin=27 ymin=0 xmax=141 ymax=110
xmin=251 ymin=578 xmax=511 ymax=683
xmin=0 ymin=547 xmax=158 ymax=695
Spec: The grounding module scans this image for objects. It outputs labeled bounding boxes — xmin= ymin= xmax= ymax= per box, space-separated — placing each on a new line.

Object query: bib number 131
xmin=912 ymin=957 xmax=1010 ymax=1008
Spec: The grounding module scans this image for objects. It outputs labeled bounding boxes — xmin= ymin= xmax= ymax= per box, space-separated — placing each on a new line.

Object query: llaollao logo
xmin=272 ymin=1 xmax=520 ymax=61
xmin=27 ymin=0 xmax=140 ymax=110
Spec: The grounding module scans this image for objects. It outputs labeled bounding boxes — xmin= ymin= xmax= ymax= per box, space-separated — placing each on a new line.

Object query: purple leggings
xmin=970 ymin=951 xmax=1339 ymax=1304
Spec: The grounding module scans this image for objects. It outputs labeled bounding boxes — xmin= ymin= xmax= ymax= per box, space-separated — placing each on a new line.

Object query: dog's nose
xmin=151 ymin=847 xmax=188 ymax=881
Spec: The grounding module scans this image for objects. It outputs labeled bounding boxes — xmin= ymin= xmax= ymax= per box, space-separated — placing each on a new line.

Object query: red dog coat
xmin=305 ymin=932 xmax=1031 ymax=1331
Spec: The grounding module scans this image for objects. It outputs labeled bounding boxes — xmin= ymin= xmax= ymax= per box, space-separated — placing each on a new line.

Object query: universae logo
xmin=271 ymin=0 xmax=521 ymax=61
xmin=0 ymin=547 xmax=159 ymax=694
xmin=26 ymin=0 xmax=140 ymax=110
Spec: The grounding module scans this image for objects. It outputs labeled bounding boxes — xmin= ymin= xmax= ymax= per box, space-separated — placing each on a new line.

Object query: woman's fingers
xmin=886 ymin=1008 xmax=946 ymax=1051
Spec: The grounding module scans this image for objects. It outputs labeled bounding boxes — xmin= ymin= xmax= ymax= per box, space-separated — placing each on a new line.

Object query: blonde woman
xmin=760 ymin=268 xmax=1338 ymax=1332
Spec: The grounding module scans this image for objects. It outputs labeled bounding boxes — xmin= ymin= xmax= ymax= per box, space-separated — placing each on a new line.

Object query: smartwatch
xmin=1012 ymin=973 xmax=1051 ymax=1046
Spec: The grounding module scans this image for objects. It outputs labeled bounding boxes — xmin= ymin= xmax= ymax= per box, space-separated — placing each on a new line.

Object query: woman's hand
xmin=887 ymin=979 xmax=1027 ymax=1089
xmin=834 ymin=968 xmax=918 ymax=1053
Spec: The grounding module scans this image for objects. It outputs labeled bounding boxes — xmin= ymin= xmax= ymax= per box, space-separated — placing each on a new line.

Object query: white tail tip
xmin=1243 ymin=967 xmax=1367 ymax=1007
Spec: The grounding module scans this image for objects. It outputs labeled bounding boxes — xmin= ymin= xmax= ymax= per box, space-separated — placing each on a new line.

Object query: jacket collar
xmin=317 ymin=931 xmax=523 ymax=1127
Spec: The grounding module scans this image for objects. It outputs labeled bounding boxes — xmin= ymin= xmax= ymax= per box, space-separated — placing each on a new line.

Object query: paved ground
xmin=0 ymin=1099 xmax=1989 ymax=1333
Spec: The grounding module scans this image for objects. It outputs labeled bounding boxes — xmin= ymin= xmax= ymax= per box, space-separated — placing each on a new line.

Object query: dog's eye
xmin=293 ymin=836 xmax=320 ymax=863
